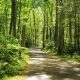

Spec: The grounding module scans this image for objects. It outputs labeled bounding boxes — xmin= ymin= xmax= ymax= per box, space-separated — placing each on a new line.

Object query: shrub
xmin=0 ymin=33 xmax=29 ymax=78
xmin=45 ymin=41 xmax=54 ymax=50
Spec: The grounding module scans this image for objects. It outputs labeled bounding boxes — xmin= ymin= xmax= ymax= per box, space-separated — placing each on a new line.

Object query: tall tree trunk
xmin=9 ymin=0 xmax=16 ymax=37
xmin=77 ymin=15 xmax=80 ymax=50
xmin=33 ymin=10 xmax=36 ymax=47
xmin=58 ymin=0 xmax=64 ymax=54
xmin=54 ymin=0 xmax=59 ymax=50
xmin=5 ymin=0 xmax=8 ymax=35
xmin=43 ymin=3 xmax=46 ymax=49
xmin=21 ymin=25 xmax=26 ymax=47
xmin=18 ymin=0 xmax=22 ymax=33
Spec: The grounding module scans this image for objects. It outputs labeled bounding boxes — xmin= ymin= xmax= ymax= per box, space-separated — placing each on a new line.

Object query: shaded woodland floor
xmin=7 ymin=48 xmax=80 ymax=80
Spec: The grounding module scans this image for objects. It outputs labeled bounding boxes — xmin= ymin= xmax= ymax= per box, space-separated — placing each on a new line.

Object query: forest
xmin=0 ymin=0 xmax=80 ymax=80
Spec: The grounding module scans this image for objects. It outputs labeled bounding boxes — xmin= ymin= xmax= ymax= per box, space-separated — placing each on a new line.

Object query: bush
xmin=45 ymin=41 xmax=54 ymax=50
xmin=45 ymin=41 xmax=56 ymax=54
xmin=0 ymin=33 xmax=29 ymax=78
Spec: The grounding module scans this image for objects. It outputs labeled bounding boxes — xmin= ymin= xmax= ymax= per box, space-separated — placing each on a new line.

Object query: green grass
xmin=3 ymin=75 xmax=25 ymax=80
xmin=56 ymin=54 xmax=80 ymax=62
xmin=47 ymin=50 xmax=80 ymax=62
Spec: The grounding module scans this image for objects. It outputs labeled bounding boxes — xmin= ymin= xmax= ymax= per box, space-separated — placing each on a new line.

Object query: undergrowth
xmin=0 ymin=33 xmax=29 ymax=79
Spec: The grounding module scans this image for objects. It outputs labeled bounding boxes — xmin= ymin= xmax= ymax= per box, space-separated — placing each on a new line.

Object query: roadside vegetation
xmin=0 ymin=33 xmax=29 ymax=79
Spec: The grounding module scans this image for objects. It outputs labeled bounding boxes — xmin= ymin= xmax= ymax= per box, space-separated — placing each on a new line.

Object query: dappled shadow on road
xmin=23 ymin=59 xmax=80 ymax=80
xmin=21 ymin=55 xmax=80 ymax=80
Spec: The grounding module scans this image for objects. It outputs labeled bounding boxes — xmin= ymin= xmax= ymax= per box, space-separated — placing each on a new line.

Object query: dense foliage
xmin=0 ymin=33 xmax=29 ymax=78
xmin=0 ymin=0 xmax=80 ymax=78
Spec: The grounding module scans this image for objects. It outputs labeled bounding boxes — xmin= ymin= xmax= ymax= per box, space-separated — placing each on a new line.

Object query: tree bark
xmin=9 ymin=0 xmax=16 ymax=37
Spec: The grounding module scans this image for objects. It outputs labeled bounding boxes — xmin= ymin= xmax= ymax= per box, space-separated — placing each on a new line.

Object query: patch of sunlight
xmin=29 ymin=50 xmax=46 ymax=54
xmin=25 ymin=73 xmax=51 ymax=80
xmin=63 ymin=78 xmax=74 ymax=80
xmin=29 ymin=58 xmax=46 ymax=64
xmin=4 ymin=76 xmax=25 ymax=80
xmin=77 ymin=74 xmax=80 ymax=77
xmin=73 ymin=67 xmax=80 ymax=71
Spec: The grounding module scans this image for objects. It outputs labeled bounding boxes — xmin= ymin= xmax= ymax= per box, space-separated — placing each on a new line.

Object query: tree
xmin=9 ymin=0 xmax=17 ymax=37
